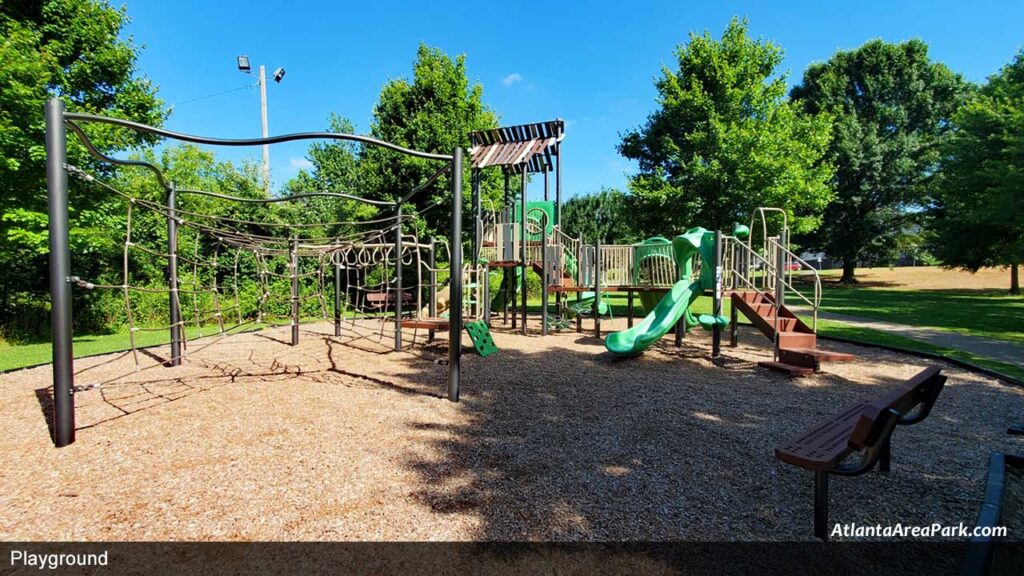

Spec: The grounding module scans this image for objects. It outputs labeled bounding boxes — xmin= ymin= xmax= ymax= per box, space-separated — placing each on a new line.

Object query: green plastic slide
xmin=604 ymin=279 xmax=702 ymax=355
xmin=605 ymin=228 xmax=707 ymax=356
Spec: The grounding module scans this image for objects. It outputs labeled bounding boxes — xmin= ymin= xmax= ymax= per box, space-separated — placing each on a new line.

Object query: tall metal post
xmin=471 ymin=168 xmax=481 ymax=266
xmin=394 ymin=203 xmax=403 ymax=352
xmin=543 ymin=166 xmax=549 ymax=202
xmin=483 ymin=263 xmax=491 ymax=327
xmin=554 ymin=138 xmax=563 ymax=315
xmin=594 ymin=238 xmax=602 ymax=338
xmin=428 ymin=239 xmax=437 ymax=318
xmin=46 ymin=99 xmax=75 ymax=447
xmin=334 ymin=255 xmax=342 ymax=337
xmin=712 ymin=230 xmax=723 ymax=359
xmin=290 ymin=237 xmax=299 ymax=346
xmin=428 ymin=238 xmax=437 ymax=341
xmin=258 ymin=65 xmax=271 ymax=195
xmin=167 ymin=182 xmax=182 ymax=366
xmin=541 ymin=216 xmax=549 ymax=336
xmin=503 ymin=171 xmax=510 ymax=325
xmin=448 ymin=148 xmax=463 ymax=402
xmin=520 ymin=168 xmax=528 ymax=335
xmin=555 ymin=137 xmax=562 ymax=225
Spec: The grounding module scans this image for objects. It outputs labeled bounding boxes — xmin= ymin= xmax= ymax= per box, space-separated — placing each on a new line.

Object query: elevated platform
xmin=548 ymin=285 xmax=673 ymax=293
xmin=399 ymin=318 xmax=449 ymax=330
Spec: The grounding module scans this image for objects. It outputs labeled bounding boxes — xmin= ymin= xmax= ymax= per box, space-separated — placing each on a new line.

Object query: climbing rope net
xmin=61 ymin=159 xmax=482 ymax=391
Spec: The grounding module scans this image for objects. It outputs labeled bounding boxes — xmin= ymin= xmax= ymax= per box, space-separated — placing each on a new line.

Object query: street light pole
xmin=258 ymin=65 xmax=270 ymax=195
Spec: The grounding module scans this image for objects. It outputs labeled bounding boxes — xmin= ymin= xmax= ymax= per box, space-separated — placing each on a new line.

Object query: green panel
xmin=513 ymin=200 xmax=557 ymax=239
xmin=465 ymin=320 xmax=498 ymax=357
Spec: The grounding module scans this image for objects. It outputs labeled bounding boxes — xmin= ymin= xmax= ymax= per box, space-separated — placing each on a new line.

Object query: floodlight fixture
xmin=236 ymin=55 xmax=251 ymax=72
xmin=273 ymin=67 xmax=286 ymax=83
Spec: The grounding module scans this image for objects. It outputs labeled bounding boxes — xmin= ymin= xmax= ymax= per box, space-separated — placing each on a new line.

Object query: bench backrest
xmin=365 ymin=292 xmax=413 ymax=303
xmin=848 ymin=365 xmax=946 ymax=450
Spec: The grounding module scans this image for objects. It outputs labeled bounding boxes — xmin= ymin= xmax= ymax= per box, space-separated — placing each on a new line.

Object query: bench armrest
xmin=833 ymin=408 xmax=902 ymax=477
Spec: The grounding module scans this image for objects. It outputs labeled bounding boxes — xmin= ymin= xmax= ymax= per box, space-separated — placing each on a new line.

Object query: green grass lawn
xmin=816 ymin=284 xmax=1024 ymax=345
xmin=0 ymin=322 xmax=275 ymax=373
xmin=815 ymin=319 xmax=1024 ymax=382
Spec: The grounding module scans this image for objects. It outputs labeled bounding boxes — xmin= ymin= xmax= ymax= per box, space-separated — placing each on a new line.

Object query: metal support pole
xmin=627 ymin=290 xmax=634 ymax=328
xmin=428 ymin=238 xmax=437 ymax=341
xmin=879 ymin=438 xmax=892 ymax=473
xmin=593 ymin=238 xmax=601 ymax=339
xmin=167 ymin=182 xmax=182 ymax=366
xmin=483 ymin=263 xmax=491 ymax=328
xmin=541 ymin=221 xmax=549 ymax=336
xmin=290 ymin=237 xmax=299 ymax=346
xmin=334 ymin=258 xmax=342 ymax=337
xmin=46 ymin=99 xmax=75 ymax=447
xmin=774 ymin=236 xmax=786 ymax=360
xmin=730 ymin=304 xmax=738 ymax=347
xmin=555 ymin=137 xmax=562 ymax=225
xmin=471 ymin=168 xmax=481 ymax=266
xmin=394 ymin=203 xmax=403 ymax=351
xmin=520 ymin=168 xmax=527 ymax=335
xmin=448 ymin=148 xmax=463 ymax=402
xmin=543 ymin=166 xmax=549 ymax=202
xmin=712 ymin=230 xmax=722 ymax=359
xmin=814 ymin=471 xmax=829 ymax=541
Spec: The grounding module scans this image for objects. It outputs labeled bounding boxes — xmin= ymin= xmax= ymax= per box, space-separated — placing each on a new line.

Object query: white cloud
xmin=502 ymin=73 xmax=523 ymax=86
xmin=289 ymin=157 xmax=314 ymax=171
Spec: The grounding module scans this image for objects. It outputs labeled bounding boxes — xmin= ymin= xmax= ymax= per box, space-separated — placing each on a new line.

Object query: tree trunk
xmin=840 ymin=260 xmax=859 ymax=284
xmin=1011 ymin=262 xmax=1020 ymax=296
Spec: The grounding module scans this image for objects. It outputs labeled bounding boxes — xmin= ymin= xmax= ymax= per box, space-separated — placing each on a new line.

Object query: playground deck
xmin=0 ymin=318 xmax=1019 ymax=546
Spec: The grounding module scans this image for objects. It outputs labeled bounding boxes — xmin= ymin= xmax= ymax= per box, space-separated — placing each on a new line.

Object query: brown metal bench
xmin=364 ymin=291 xmax=413 ymax=311
xmin=775 ymin=365 xmax=947 ymax=540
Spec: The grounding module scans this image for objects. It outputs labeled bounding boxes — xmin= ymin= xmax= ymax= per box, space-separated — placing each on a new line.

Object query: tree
xmin=281 ymin=114 xmax=377 ymax=240
xmin=360 ymin=44 xmax=501 ymax=240
xmin=791 ymin=39 xmax=967 ymax=283
xmin=0 ymin=0 xmax=166 ymax=336
xmin=561 ymin=188 xmax=639 ymax=244
xmin=928 ymin=51 xmax=1024 ymax=295
xmin=619 ymin=17 xmax=834 ymax=239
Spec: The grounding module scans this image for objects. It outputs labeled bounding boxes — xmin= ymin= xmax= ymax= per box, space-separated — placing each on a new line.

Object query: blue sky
xmin=123 ymin=0 xmax=1023 ymax=199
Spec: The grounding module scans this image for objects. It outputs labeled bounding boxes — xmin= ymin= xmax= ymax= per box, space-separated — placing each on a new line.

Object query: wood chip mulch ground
xmin=1 ymin=317 xmax=1021 ymax=543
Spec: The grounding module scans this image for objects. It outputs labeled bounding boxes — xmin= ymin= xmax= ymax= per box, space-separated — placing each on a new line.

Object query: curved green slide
xmin=605 ymin=227 xmax=711 ymax=356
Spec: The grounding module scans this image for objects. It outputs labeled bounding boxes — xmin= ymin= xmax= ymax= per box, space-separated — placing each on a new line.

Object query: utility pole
xmin=258 ymin=65 xmax=270 ymax=195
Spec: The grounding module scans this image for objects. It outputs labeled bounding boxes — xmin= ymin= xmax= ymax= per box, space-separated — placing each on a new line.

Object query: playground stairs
xmin=731 ymin=291 xmax=854 ymax=376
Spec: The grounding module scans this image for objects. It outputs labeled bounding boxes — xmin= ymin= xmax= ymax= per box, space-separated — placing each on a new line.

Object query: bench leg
xmin=814 ymin=471 xmax=829 ymax=541
xmin=879 ymin=438 xmax=891 ymax=473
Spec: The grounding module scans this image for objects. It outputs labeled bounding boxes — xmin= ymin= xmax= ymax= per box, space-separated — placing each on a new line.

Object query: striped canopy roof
xmin=468 ymin=120 xmax=565 ymax=174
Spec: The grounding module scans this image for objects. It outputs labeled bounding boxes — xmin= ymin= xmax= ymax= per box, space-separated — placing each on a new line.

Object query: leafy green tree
xmin=361 ymin=44 xmax=501 ymax=240
xmin=281 ymin=114 xmax=377 ymax=240
xmin=0 ymin=0 xmax=166 ymax=335
xmin=791 ymin=39 xmax=967 ymax=283
xmin=561 ymin=188 xmax=639 ymax=244
xmin=619 ymin=17 xmax=834 ymax=239
xmin=928 ymin=51 xmax=1024 ymax=295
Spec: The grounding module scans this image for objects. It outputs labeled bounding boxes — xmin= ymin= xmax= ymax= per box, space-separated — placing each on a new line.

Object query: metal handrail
xmin=766 ymin=237 xmax=821 ymax=330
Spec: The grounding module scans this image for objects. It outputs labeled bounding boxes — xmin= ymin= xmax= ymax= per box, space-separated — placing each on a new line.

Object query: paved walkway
xmin=793 ymin=308 xmax=1024 ymax=370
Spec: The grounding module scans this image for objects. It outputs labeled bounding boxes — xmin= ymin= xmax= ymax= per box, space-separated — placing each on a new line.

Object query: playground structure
xmin=43 ymin=98 xmax=473 ymax=447
xmin=473 ymin=169 xmax=853 ymax=373
xmin=44 ymin=96 xmax=853 ymax=451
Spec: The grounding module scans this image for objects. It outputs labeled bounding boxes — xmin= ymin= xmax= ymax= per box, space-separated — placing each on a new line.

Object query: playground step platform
xmin=758 ymin=360 xmax=815 ymax=377
xmin=731 ymin=290 xmax=855 ymax=374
